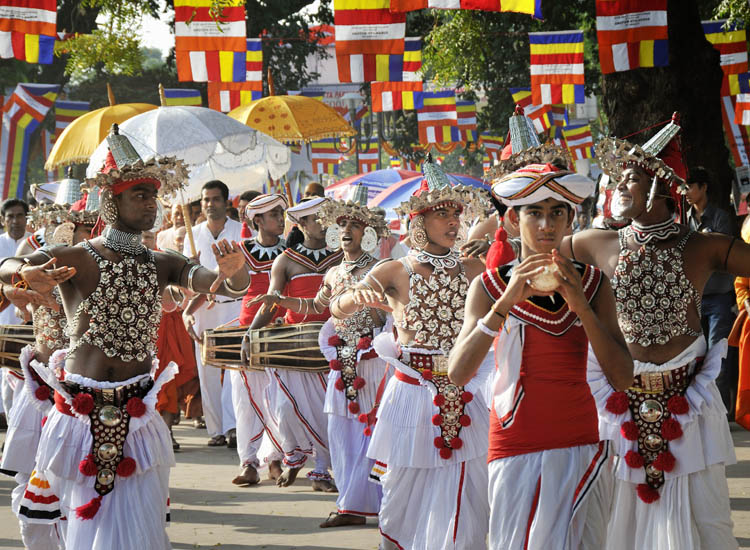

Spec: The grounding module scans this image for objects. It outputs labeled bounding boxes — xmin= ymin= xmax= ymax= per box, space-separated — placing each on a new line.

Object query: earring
xmin=325 ymin=224 xmax=341 ymax=250
xmin=361 ymin=226 xmax=378 ymax=253
xmin=100 ymin=191 xmax=119 ymax=225
xmin=52 ymin=222 xmax=75 ymax=246
xmin=410 ymin=215 xmax=428 ymax=250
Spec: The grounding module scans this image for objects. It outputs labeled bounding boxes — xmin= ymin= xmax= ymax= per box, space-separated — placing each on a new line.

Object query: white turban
xmin=491 ymin=163 xmax=595 ymax=207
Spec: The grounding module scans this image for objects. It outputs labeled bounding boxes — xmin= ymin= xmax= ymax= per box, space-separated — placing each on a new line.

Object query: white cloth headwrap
xmin=286 ymin=196 xmax=328 ymax=223
xmin=491 ymin=163 xmax=595 ymax=207
xmin=244 ymin=193 xmax=288 ymax=221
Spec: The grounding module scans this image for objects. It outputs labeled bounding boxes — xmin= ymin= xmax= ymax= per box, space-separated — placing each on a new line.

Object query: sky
xmin=138 ymin=3 xmax=173 ymax=58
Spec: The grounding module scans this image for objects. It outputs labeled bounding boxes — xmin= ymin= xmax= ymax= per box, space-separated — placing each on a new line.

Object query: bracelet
xmin=0 ymin=285 xmax=6 ymax=307
xmin=187 ymin=264 xmax=201 ymax=293
xmin=369 ymin=274 xmax=385 ymax=294
xmin=224 ymin=276 xmax=251 ymax=296
xmin=297 ymin=297 xmax=303 ymax=313
xmin=476 ymin=318 xmax=500 ymax=338
xmin=491 ymin=307 xmax=506 ymax=319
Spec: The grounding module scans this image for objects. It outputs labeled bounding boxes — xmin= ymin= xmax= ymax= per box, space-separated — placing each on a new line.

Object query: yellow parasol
xmin=45 ymin=84 xmax=157 ymax=170
xmin=227 ymin=95 xmax=355 ymax=144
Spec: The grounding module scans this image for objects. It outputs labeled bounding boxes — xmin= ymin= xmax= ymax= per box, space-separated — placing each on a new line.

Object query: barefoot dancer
xmin=246 ymin=197 xmax=342 ymax=491
xmin=333 ymin=160 xmax=490 ymax=550
xmin=0 ymin=128 xmax=251 ymax=550
xmin=250 ymin=192 xmax=392 ymax=526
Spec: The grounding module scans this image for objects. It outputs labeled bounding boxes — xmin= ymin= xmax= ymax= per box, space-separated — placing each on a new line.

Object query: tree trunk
xmin=600 ymin=0 xmax=732 ymax=210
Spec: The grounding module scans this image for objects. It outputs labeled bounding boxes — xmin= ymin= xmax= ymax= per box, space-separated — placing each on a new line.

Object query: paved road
xmin=2 ymin=422 xmax=750 ymax=549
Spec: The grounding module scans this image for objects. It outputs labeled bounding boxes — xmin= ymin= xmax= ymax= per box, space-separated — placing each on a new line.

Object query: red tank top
xmin=284 ymin=273 xmax=330 ymax=324
xmin=239 ymin=273 xmax=285 ymax=325
xmin=488 ymin=324 xmax=599 ymax=461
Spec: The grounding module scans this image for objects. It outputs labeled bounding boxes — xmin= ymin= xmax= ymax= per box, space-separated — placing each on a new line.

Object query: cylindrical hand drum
xmin=248 ymin=322 xmax=329 ymax=372
xmin=202 ymin=325 xmax=247 ymax=369
xmin=0 ymin=324 xmax=35 ymax=372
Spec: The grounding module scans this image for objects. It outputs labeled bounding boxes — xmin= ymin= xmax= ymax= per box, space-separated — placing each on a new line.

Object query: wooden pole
xmin=283 ymin=175 xmax=294 ymax=207
xmin=106 ymin=83 xmax=116 ymax=106
xmin=158 ymin=83 xmax=167 ymax=107
xmin=179 ymin=190 xmax=199 ymax=258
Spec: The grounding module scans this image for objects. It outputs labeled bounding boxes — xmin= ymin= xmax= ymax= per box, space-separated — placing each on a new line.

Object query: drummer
xmin=228 ymin=193 xmax=289 ymax=486
xmin=2 ymin=204 xmax=97 ymax=548
xmin=245 ymin=196 xmax=343 ymax=491
xmin=249 ymin=189 xmax=393 ymax=527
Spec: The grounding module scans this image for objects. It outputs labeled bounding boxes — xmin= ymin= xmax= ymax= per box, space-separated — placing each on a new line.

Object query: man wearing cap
xmin=449 ymin=163 xmax=633 ymax=550
xmin=333 ymin=159 xmax=490 ymax=550
xmin=562 ymin=117 xmax=750 ymax=549
xmin=245 ymin=196 xmax=342 ymax=491
xmin=0 ymin=128 xmax=251 ymax=550
xmin=182 ymin=180 xmax=243 ymax=448
xmin=229 ymin=193 xmax=288 ymax=486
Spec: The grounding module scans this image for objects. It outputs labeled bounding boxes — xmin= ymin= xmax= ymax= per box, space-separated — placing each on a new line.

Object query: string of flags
xmin=0 ymin=0 xmax=57 ymax=64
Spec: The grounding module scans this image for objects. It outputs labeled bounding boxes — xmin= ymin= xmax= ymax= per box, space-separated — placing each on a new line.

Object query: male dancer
xmin=0 ymin=129 xmax=251 ymax=550
xmin=250 ymin=192 xmax=391 ymax=526
xmin=230 ymin=193 xmax=288 ymax=485
xmin=449 ymin=163 xmax=633 ymax=549
xmin=563 ymin=117 xmax=747 ymax=549
xmin=246 ymin=196 xmax=342 ymax=491
xmin=334 ymin=160 xmax=490 ymax=550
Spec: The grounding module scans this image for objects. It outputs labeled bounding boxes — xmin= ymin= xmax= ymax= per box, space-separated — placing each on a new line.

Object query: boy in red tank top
xmin=449 ymin=163 xmax=633 ymax=550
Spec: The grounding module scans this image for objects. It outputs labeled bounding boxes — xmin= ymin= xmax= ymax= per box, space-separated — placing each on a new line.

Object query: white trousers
xmin=606 ymin=462 xmax=738 ymax=550
xmin=194 ymin=347 xmax=235 ymax=438
xmin=488 ymin=443 xmax=612 ymax=550
xmin=230 ymin=369 xmax=282 ymax=467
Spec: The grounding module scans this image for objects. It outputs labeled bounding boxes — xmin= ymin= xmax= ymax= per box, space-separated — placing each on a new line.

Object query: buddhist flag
xmin=389 ymin=0 xmax=542 ymax=19
xmin=703 ymin=20 xmax=749 ymax=96
xmin=722 ymin=94 xmax=750 ymax=166
xmin=403 ymin=157 xmax=422 ymax=171
xmin=175 ymin=0 xmax=247 ymax=82
xmin=0 ymin=0 xmax=56 ymax=64
xmin=163 ymin=89 xmax=202 ymax=106
xmin=390 ymin=156 xmax=401 ymax=168
xmin=358 ymin=138 xmax=379 ymax=173
xmin=482 ymin=152 xmax=491 ymax=172
xmin=246 ymin=38 xmax=263 ymax=87
xmin=596 ymin=0 xmax=668 ymax=74
xmin=403 ymin=37 xmax=422 ymax=81
xmin=735 ymin=73 xmax=750 ymax=124
xmin=549 ymin=104 xmax=568 ymax=127
xmin=453 ymin=100 xmax=478 ymax=142
xmin=563 ymin=122 xmax=594 ymax=160
xmin=371 ymin=81 xmax=424 ymax=112
xmin=417 ymin=90 xmax=457 ymax=143
xmin=510 ymin=89 xmax=552 ymax=132
xmin=207 ymin=82 xmax=261 ymax=112
xmin=310 ymin=138 xmax=342 ymax=175
xmin=0 ymin=83 xmax=59 ymax=199
xmin=54 ymin=99 xmax=89 ymax=140
xmin=481 ymin=134 xmax=504 ymax=162
xmin=529 ymin=30 xmax=585 ymax=105
xmin=550 ymin=125 xmax=566 ymax=147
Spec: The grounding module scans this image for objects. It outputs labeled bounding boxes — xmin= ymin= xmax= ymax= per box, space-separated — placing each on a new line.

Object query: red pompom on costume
xmin=624 ymin=450 xmax=644 ymax=468
xmin=75 ymin=496 xmax=102 ymax=520
xmin=78 ymin=455 xmax=97 ymax=476
xmin=621 ymin=421 xmax=639 ymax=441
xmin=661 ymin=417 xmax=683 ymax=441
xmin=72 ymin=393 xmax=94 ymax=416
xmin=328 ymin=335 xmax=343 ymax=347
xmin=652 ymin=450 xmax=676 ymax=472
xmin=116 ymin=457 xmax=136 ymax=477
xmin=334 ymin=378 xmax=345 ymax=391
xmin=606 ymin=391 xmax=629 ymax=415
xmin=35 ymin=385 xmax=51 ymax=402
xmin=637 ymin=484 xmax=660 ymax=504
xmin=348 ymin=402 xmax=360 ymax=414
xmin=667 ymin=395 xmax=689 ymax=415
xmin=329 ymin=360 xmax=342 ymax=371
xmin=357 ymin=337 xmax=372 ymax=350
xmin=126 ymin=397 xmax=146 ymax=418
xmin=485 ymin=226 xmax=517 ymax=270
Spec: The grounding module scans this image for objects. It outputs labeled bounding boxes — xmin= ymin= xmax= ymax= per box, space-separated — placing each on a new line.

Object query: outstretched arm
xmin=248 ymin=255 xmax=290 ymax=330
xmin=171 ymin=240 xmax=250 ymax=297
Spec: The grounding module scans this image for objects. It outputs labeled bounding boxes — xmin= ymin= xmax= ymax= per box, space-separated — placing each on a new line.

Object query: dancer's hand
xmin=182 ymin=311 xmax=200 ymax=342
xmin=551 ymin=250 xmax=588 ymax=314
xmin=4 ymin=284 xmax=61 ymax=312
xmin=211 ymin=240 xmax=246 ymax=293
xmin=240 ymin=330 xmax=253 ymax=365
xmin=350 ymin=286 xmax=392 ymax=312
xmin=19 ymin=258 xmax=76 ymax=294
xmin=460 ymin=238 xmax=490 ymax=258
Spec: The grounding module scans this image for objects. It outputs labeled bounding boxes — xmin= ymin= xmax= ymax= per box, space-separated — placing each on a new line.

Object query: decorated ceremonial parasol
xmin=324 ymin=168 xmax=420 ymax=202
xmin=45 ymin=85 xmax=156 ymax=170
xmin=372 ymin=173 xmax=489 ymax=217
xmin=227 ymin=95 xmax=356 ymax=144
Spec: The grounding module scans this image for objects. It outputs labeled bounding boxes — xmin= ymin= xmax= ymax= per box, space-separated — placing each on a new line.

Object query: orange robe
xmin=155 ymin=308 xmax=200 ymax=416
xmin=735 ymin=275 xmax=750 ymax=429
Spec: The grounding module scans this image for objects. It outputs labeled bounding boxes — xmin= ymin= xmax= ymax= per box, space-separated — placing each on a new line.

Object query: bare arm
xmin=247 ymin=269 xmax=333 ymax=316
xmin=248 ymin=255 xmax=290 ymax=330
xmin=331 ymin=261 xmax=395 ymax=319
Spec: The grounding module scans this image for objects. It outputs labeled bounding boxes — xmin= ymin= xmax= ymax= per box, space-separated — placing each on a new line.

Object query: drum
xmin=0 ymin=324 xmax=35 ymax=372
xmin=249 ymin=322 xmax=329 ymax=372
xmin=202 ymin=325 xmax=247 ymax=369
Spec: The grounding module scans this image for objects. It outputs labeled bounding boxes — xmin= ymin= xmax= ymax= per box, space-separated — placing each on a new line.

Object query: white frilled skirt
xmin=588 ymin=338 xmax=738 ymax=550
xmin=30 ymin=360 xmax=177 ymax=550
xmin=488 ymin=442 xmax=613 ymax=550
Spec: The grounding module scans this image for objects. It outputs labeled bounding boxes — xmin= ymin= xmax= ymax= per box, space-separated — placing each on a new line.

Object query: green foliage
xmin=713 ymin=0 xmax=750 ymax=27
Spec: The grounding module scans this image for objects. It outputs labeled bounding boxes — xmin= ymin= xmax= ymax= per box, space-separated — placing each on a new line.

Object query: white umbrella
xmin=86 ymin=106 xmax=291 ymax=199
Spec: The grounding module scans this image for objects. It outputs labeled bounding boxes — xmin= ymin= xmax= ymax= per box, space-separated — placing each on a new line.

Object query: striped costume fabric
xmin=163 ymin=88 xmax=202 ymax=106
xmin=703 ymin=20 xmax=748 ymax=96
xmin=595 ymin=0 xmax=668 ymax=74
xmin=334 ymin=0 xmax=405 ymax=83
xmin=417 ymin=90 xmax=457 ymax=143
xmin=0 ymin=83 xmax=59 ymax=199
xmin=529 ymin=30 xmax=585 ymax=105
xmin=389 ymin=0 xmax=542 ymax=19
xmin=0 ymin=0 xmax=56 ymax=64
xmin=174 ymin=0 xmax=247 ymax=82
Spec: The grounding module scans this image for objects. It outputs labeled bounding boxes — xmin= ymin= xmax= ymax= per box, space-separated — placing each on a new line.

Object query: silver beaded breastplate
xmin=33 ymin=288 xmax=67 ymax=351
xmin=331 ymin=263 xmax=377 ymax=345
xmin=67 ymin=241 xmax=162 ymax=362
xmin=394 ymin=258 xmax=468 ymax=354
xmin=611 ymin=228 xmax=702 ymax=347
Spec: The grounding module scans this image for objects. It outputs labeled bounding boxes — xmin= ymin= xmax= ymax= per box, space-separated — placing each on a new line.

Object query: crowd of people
xmin=0 ymin=109 xmax=747 ymax=550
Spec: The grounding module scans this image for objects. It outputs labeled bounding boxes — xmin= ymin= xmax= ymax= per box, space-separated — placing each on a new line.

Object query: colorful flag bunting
xmin=390 ymin=156 xmax=401 ymax=168
xmin=703 ymin=20 xmax=749 ymax=96
xmin=403 ymin=37 xmax=422 ymax=81
xmin=721 ymin=94 xmax=750 ymax=166
xmin=389 ymin=0 xmax=542 ymax=19
xmin=371 ymin=81 xmax=424 ymax=112
xmin=403 ymin=157 xmax=422 ymax=171
xmin=417 ymin=90 xmax=457 ymax=143
xmin=549 ymin=104 xmax=568 ymax=127
xmin=481 ymin=134 xmax=504 ymax=162
xmin=0 ymin=0 xmax=56 ymax=64
xmin=310 ymin=138 xmax=342 ymax=175
xmin=207 ymin=82 xmax=261 ymax=112
xmin=245 ymin=38 xmax=263 ymax=87
xmin=163 ymin=88 xmax=203 ymax=106
xmin=54 ymin=99 xmax=89 ymax=140
xmin=40 ymin=128 xmax=57 ymax=181
xmin=529 ymin=30 xmax=585 ymax=105
xmin=562 ymin=122 xmax=594 ymax=160
xmin=453 ymin=100 xmax=478 ymax=142
xmin=595 ymin=0 xmax=668 ymax=74
xmin=482 ymin=151 xmax=491 ymax=172
xmin=0 ymin=83 xmax=59 ymax=199
xmin=509 ymin=87 xmax=553 ymax=133
xmin=336 ymin=36 xmax=418 ymax=83
xmin=358 ymin=138 xmax=380 ymax=173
